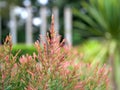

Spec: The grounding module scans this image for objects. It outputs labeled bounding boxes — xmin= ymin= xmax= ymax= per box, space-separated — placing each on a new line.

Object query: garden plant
xmin=0 ymin=15 xmax=111 ymax=90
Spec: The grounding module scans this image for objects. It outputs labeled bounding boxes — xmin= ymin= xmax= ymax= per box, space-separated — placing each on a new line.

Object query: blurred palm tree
xmin=73 ymin=0 xmax=120 ymax=90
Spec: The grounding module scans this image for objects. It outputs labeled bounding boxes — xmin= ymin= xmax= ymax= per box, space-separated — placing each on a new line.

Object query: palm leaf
xmin=73 ymin=0 xmax=120 ymax=40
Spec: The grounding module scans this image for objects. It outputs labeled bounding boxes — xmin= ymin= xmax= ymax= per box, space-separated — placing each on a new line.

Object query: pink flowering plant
xmin=0 ymin=15 xmax=111 ymax=90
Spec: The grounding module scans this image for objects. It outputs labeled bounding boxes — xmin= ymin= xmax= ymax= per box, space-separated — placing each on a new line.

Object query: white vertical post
xmin=10 ymin=6 xmax=17 ymax=44
xmin=25 ymin=5 xmax=33 ymax=45
xmin=64 ymin=7 xmax=72 ymax=46
xmin=52 ymin=7 xmax=59 ymax=35
xmin=40 ymin=7 xmax=47 ymax=42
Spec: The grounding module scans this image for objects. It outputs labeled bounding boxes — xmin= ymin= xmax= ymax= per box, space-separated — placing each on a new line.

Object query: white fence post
xmin=25 ymin=5 xmax=33 ymax=45
xmin=40 ymin=7 xmax=47 ymax=42
xmin=52 ymin=7 xmax=59 ymax=35
xmin=10 ymin=6 xmax=17 ymax=44
xmin=64 ymin=7 xmax=72 ymax=46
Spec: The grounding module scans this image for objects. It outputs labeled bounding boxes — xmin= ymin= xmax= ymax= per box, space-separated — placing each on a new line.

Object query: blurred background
xmin=0 ymin=0 xmax=86 ymax=45
xmin=0 ymin=0 xmax=120 ymax=89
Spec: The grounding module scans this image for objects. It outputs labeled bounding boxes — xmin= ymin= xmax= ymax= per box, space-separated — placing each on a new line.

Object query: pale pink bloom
xmin=105 ymin=78 xmax=110 ymax=85
xmin=55 ymin=47 xmax=60 ymax=53
xmin=98 ymin=67 xmax=105 ymax=75
xmin=74 ymin=81 xmax=84 ymax=90
xmin=51 ymin=49 xmax=54 ymax=54
xmin=61 ymin=61 xmax=71 ymax=75
xmin=65 ymin=69 xmax=70 ymax=75
xmin=2 ymin=73 xmax=6 ymax=80
xmin=63 ymin=45 xmax=70 ymax=51
xmin=28 ymin=55 xmax=32 ymax=61
xmin=19 ymin=55 xmax=27 ymax=64
xmin=87 ymin=63 xmax=91 ymax=68
xmin=62 ymin=61 xmax=70 ymax=68
xmin=13 ymin=63 xmax=17 ymax=68
xmin=5 ymin=55 xmax=9 ymax=63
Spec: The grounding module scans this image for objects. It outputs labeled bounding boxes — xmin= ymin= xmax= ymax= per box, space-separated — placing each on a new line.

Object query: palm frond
xmin=73 ymin=0 xmax=120 ymax=40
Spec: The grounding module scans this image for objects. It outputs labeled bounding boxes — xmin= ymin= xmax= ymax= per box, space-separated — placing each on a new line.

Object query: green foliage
xmin=12 ymin=44 xmax=37 ymax=57
xmin=73 ymin=0 xmax=120 ymax=40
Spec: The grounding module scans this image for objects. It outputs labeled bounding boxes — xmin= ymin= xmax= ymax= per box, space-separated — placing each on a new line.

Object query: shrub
xmin=0 ymin=15 xmax=111 ymax=90
xmin=12 ymin=44 xmax=37 ymax=57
